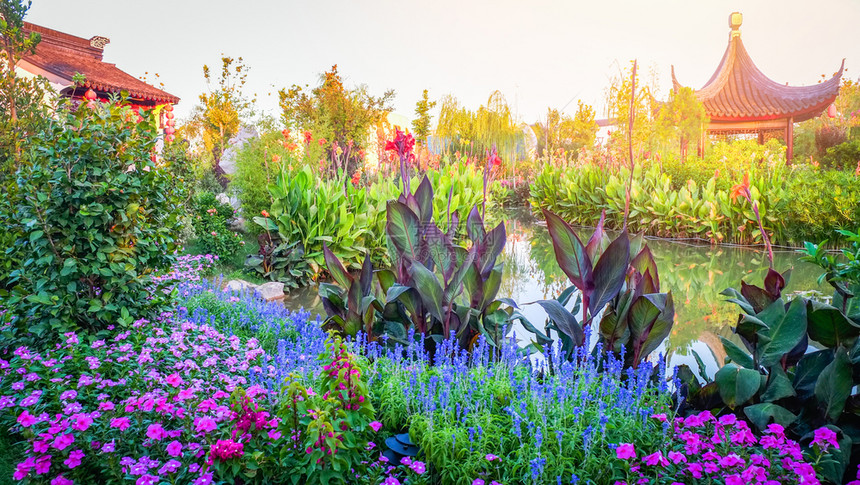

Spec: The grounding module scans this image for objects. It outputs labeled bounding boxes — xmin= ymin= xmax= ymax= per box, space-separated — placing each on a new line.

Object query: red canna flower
xmin=318 ymin=138 xmax=327 ymax=146
xmin=281 ymin=129 xmax=291 ymax=139
xmin=303 ymin=131 xmax=313 ymax=144
xmin=272 ymin=154 xmax=281 ymax=164
xmin=261 ymin=210 xmax=270 ymax=218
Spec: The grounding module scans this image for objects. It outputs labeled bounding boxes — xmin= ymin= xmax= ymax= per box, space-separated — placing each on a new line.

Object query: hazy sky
xmin=25 ymin=0 xmax=859 ymax=125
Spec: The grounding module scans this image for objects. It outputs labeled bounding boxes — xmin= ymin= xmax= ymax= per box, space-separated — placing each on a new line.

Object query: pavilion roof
xmin=671 ymin=13 xmax=843 ymax=123
xmin=20 ymin=22 xmax=179 ymax=105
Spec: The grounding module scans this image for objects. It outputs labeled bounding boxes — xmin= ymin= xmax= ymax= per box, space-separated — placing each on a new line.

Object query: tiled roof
xmin=21 ymin=22 xmax=179 ymax=105
xmin=672 ymin=28 xmax=842 ymax=123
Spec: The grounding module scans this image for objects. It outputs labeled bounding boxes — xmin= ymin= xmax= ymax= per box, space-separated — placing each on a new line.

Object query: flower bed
xmin=0 ymin=260 xmax=844 ymax=484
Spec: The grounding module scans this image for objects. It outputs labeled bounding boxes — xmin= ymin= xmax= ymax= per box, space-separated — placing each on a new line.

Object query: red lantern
xmin=164 ymin=104 xmax=173 ymax=112
xmin=165 ymin=134 xmax=175 ymax=142
xmin=165 ymin=126 xmax=175 ymax=135
xmin=166 ymin=112 xmax=174 ymax=120
xmin=827 ymin=104 xmax=838 ymax=118
xmin=166 ymin=119 xmax=175 ymax=127
xmin=84 ymin=89 xmax=98 ymax=101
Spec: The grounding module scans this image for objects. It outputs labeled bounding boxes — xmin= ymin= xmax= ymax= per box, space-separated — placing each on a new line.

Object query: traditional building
xmin=671 ymin=12 xmax=844 ymax=159
xmin=15 ymin=22 xmax=179 ymax=138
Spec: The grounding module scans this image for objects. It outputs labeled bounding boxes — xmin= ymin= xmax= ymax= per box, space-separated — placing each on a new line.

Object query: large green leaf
xmin=755 ymin=297 xmax=807 ymax=368
xmin=598 ymin=310 xmax=630 ymax=353
xmin=761 ymin=366 xmax=796 ymax=402
xmin=414 ymin=176 xmax=434 ymax=225
xmin=589 ymin=232 xmax=629 ymax=317
xmin=793 ymin=349 xmax=835 ymax=400
xmin=720 ymin=336 xmax=754 ymax=369
xmin=408 ymin=261 xmax=445 ymax=323
xmin=715 ymin=363 xmax=761 ymax=408
xmin=815 ymin=348 xmax=852 ymax=421
xmin=743 ymin=403 xmax=797 ymax=431
xmin=537 ymin=299 xmax=583 ymax=347
xmin=807 ymin=300 xmax=860 ymax=348
xmin=323 ymin=244 xmax=351 ymax=289
xmin=542 ymin=209 xmax=593 ymax=292
xmin=386 ymin=201 xmax=421 ymax=261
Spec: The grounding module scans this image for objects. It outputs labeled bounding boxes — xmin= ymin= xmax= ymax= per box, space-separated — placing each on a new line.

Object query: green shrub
xmin=5 ymin=101 xmax=181 ymax=344
xmin=191 ymin=191 xmax=244 ymax=259
xmin=822 ymin=139 xmax=860 ymax=170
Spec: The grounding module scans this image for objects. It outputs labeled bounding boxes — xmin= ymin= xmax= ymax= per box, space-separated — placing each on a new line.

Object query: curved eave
xmin=672 ymin=36 xmax=844 ymax=121
xmin=80 ymin=80 xmax=179 ymax=105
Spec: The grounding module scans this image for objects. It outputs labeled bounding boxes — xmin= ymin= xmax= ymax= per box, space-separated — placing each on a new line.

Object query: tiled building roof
xmin=672 ymin=14 xmax=842 ymax=123
xmin=20 ymin=22 xmax=179 ymax=105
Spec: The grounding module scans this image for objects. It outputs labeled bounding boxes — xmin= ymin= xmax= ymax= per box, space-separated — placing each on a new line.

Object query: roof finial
xmin=729 ymin=12 xmax=742 ymax=38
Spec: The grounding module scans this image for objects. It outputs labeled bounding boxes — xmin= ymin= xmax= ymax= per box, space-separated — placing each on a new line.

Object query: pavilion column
xmin=757 ymin=131 xmax=765 ymax=144
xmin=786 ymin=117 xmax=794 ymax=162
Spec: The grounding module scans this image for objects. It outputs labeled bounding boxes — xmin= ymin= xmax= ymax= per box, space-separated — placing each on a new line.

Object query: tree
xmin=605 ymin=61 xmax=659 ymax=157
xmin=435 ymin=91 xmax=521 ymax=164
xmin=0 ymin=0 xmax=47 ymax=168
xmin=657 ymin=87 xmax=708 ymax=160
xmin=278 ymin=64 xmax=395 ymax=176
xmin=186 ymin=56 xmax=254 ymax=171
xmin=535 ymin=102 xmax=597 ymax=158
xmin=412 ymin=89 xmax=436 ymax=144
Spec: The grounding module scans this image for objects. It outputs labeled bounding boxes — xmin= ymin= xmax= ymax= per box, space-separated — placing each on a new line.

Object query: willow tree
xmin=435 ymin=91 xmax=521 ymax=164
xmin=656 ymin=86 xmax=708 ymax=160
xmin=605 ymin=61 xmax=660 ymax=158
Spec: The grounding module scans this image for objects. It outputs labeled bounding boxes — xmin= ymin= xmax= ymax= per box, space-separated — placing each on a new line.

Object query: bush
xmin=191 ymin=191 xmax=244 ymax=260
xmin=4 ymin=101 xmax=181 ymax=344
xmin=822 ymin=139 xmax=860 ymax=170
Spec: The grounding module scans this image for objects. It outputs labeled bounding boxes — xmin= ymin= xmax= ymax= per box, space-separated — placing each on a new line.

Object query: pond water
xmin=281 ymin=210 xmax=829 ymax=376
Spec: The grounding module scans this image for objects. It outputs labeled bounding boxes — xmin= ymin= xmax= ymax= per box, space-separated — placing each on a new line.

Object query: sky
xmin=24 ymin=0 xmax=860 ymax=125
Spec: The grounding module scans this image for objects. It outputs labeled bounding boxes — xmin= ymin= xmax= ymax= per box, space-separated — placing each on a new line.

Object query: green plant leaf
xmin=542 ymin=209 xmax=593 ymax=292
xmin=408 ymin=261 xmax=445 ymax=323
xmin=715 ymin=363 xmax=761 ymax=409
xmin=536 ymin=299 xmax=583 ymax=347
xmin=815 ymin=348 xmax=852 ymax=421
xmin=743 ymin=403 xmax=797 ymax=431
xmin=807 ymin=300 xmax=859 ymax=348
xmin=761 ymin=366 xmax=796 ymax=402
xmin=589 ymin=231 xmax=630 ymax=316
xmin=756 ymin=297 xmax=807 ymax=368
xmin=720 ymin=336 xmax=754 ymax=369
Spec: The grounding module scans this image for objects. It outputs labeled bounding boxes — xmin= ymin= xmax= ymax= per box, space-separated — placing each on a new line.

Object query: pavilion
xmin=15 ymin=22 xmax=179 ymax=136
xmin=671 ymin=12 xmax=844 ymax=159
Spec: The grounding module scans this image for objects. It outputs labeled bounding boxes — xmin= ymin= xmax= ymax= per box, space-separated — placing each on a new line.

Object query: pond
xmin=281 ymin=210 xmax=829 ymax=376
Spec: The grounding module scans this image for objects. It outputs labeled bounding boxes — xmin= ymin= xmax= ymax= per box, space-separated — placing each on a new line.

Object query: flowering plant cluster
xmin=191 ymin=191 xmax=244 ymax=260
xmin=611 ymin=411 xmax=839 ymax=484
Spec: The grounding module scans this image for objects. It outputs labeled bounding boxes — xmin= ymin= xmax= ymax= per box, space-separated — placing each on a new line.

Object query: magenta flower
xmin=64 ymin=449 xmax=84 ymax=469
xmin=17 ymin=410 xmax=37 ymax=427
xmin=473 ymin=480 xmax=485 ymax=485
xmin=52 ymin=433 xmax=74 ymax=451
xmin=166 ymin=440 xmax=183 ymax=457
xmin=146 ymin=423 xmax=165 ymax=441
xmin=812 ymin=426 xmax=839 ymax=452
xmin=368 ymin=421 xmax=382 ymax=432
xmin=616 ymin=443 xmax=636 ymax=460
xmin=110 ymin=417 xmax=131 ymax=431
xmin=410 ymin=461 xmax=426 ymax=474
xmin=485 ymin=453 xmax=500 ymax=462
xmin=165 ymin=373 xmax=183 ymax=387
xmin=50 ymin=475 xmax=73 ymax=485
xmin=195 ymin=417 xmax=217 ymax=434
xmin=643 ymin=451 xmax=669 ymax=466
xmin=72 ymin=415 xmax=93 ymax=432
xmin=383 ymin=478 xmax=401 ymax=485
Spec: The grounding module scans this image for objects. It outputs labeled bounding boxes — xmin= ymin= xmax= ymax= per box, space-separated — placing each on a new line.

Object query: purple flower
xmin=166 ymin=440 xmax=182 ymax=457
xmin=369 ymin=421 xmax=382 ymax=432
xmin=812 ymin=427 xmax=839 ymax=452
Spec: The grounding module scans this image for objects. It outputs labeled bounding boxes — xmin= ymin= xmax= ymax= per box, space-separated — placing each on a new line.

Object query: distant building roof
xmin=20 ymin=22 xmax=179 ymax=105
xmin=671 ymin=12 xmax=842 ymax=123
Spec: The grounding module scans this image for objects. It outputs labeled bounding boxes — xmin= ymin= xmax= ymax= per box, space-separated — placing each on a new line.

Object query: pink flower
xmin=268 ymin=430 xmax=282 ymax=440
xmin=166 ymin=440 xmax=183 ymax=457
xmin=51 ymin=475 xmax=74 ymax=485
xmin=52 ymin=433 xmax=74 ymax=451
xmin=485 ymin=453 xmax=499 ymax=461
xmin=368 ymin=421 xmax=382 ymax=432
xmin=812 ymin=426 xmax=839 ymax=452
xmin=650 ymin=413 xmax=667 ymax=422
xmin=667 ymin=451 xmax=687 ymax=464
xmin=146 ymin=423 xmax=165 ymax=441
xmin=383 ymin=478 xmax=400 ymax=485
xmin=643 ymin=451 xmax=669 ymax=466
xmin=72 ymin=415 xmax=93 ymax=432
xmin=616 ymin=443 xmax=636 ymax=460
xmin=165 ymin=373 xmax=183 ymax=387
xmin=110 ymin=417 xmax=131 ymax=431
xmin=17 ymin=410 xmax=37 ymax=427
xmin=195 ymin=417 xmax=217 ymax=434
xmin=473 ymin=480 xmax=485 ymax=485
xmin=724 ymin=475 xmax=744 ymax=485
xmin=410 ymin=461 xmax=426 ymax=474
xmin=64 ymin=449 xmax=84 ymax=469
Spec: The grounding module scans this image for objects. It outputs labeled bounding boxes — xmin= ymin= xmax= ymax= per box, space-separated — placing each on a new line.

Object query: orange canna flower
xmin=730 ymin=173 xmax=750 ymax=203
xmin=261 ymin=210 xmax=270 ymax=218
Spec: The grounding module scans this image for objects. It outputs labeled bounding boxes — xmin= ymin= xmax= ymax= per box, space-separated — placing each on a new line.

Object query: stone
xmin=224 ymin=279 xmax=258 ymax=293
xmin=256 ymin=282 xmax=285 ymax=302
xmin=218 ymin=126 xmax=258 ymax=176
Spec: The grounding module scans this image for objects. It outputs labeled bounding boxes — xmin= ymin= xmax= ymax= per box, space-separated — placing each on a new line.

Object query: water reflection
xmin=281 ymin=210 xmax=827 ymax=375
